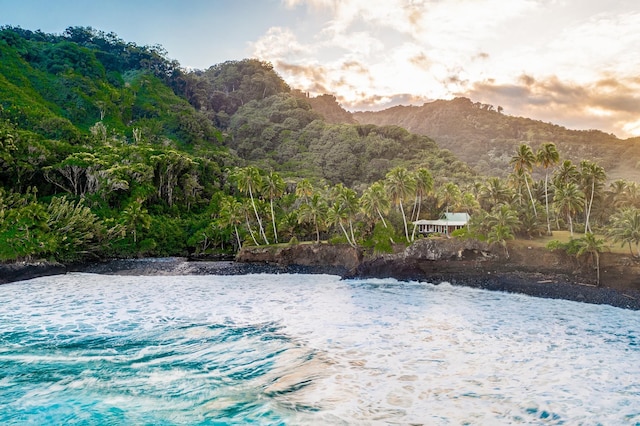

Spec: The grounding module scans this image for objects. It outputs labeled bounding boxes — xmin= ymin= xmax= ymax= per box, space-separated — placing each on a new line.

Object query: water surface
xmin=1 ymin=273 xmax=639 ymax=424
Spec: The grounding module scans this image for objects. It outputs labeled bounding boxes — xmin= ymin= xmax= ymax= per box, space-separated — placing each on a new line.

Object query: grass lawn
xmin=511 ymin=230 xmax=629 ymax=254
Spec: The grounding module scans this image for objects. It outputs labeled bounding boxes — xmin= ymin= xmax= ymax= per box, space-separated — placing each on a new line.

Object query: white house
xmin=414 ymin=212 xmax=470 ymax=236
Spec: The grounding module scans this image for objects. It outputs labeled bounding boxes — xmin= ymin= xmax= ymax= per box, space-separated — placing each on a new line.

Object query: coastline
xmin=2 ymin=239 xmax=640 ymax=310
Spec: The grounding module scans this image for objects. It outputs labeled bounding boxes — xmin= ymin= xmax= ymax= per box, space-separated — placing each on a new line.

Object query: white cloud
xmin=266 ymin=0 xmax=640 ymax=137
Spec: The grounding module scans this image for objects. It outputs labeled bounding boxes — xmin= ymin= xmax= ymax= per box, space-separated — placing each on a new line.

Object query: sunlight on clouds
xmin=269 ymin=0 xmax=640 ymax=137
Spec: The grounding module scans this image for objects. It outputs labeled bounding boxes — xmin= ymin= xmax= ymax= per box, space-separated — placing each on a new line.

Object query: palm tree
xmin=488 ymin=224 xmax=515 ymax=259
xmin=410 ymin=168 xmax=434 ymax=240
xmin=295 ymin=178 xmax=313 ymax=204
xmin=360 ymin=181 xmax=390 ymax=228
xmin=553 ymin=159 xmax=579 ymax=187
xmin=537 ymin=143 xmax=560 ymax=235
xmin=579 ymin=160 xmax=606 ymax=234
xmin=575 ymin=232 xmax=608 ymax=286
xmin=327 ymin=202 xmax=356 ymax=247
xmin=232 ymin=166 xmax=268 ymax=244
xmin=437 ymin=182 xmax=462 ymax=214
xmin=331 ymin=183 xmax=359 ymax=246
xmin=121 ymin=198 xmax=151 ymax=244
xmin=479 ymin=177 xmax=512 ymax=211
xmin=385 ymin=167 xmax=416 ymax=242
xmin=606 ymin=207 xmax=640 ymax=257
xmin=411 ymin=168 xmax=433 ymax=220
xmin=510 ymin=144 xmax=538 ymax=217
xmin=261 ymin=170 xmax=285 ymax=244
xmin=218 ymin=196 xmax=244 ymax=249
xmin=553 ymin=182 xmax=584 ymax=236
xmin=297 ymin=193 xmax=327 ymax=243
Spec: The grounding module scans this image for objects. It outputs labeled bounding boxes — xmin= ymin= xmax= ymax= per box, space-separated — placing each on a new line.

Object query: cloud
xmin=463 ymin=75 xmax=640 ymax=138
xmin=262 ymin=0 xmax=640 ymax=138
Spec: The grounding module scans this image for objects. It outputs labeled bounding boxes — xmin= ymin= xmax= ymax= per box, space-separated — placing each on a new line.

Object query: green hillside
xmin=0 ymin=26 xmax=479 ymax=262
xmin=354 ymin=97 xmax=640 ymax=181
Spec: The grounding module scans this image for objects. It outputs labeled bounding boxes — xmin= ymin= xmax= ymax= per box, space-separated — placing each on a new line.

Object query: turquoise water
xmin=1 ymin=273 xmax=639 ymax=424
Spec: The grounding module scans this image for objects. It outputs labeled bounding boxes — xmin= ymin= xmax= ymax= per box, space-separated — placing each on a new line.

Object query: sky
xmin=2 ymin=0 xmax=639 ymax=139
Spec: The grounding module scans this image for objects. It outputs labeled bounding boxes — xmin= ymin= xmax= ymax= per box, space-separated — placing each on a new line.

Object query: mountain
xmin=353 ymin=97 xmax=640 ymax=181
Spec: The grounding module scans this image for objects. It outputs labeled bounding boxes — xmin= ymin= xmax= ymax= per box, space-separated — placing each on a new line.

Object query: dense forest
xmin=1 ymin=26 xmax=639 ymax=270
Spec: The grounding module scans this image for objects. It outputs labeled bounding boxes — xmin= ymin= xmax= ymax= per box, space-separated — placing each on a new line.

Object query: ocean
xmin=1 ymin=273 xmax=639 ymax=424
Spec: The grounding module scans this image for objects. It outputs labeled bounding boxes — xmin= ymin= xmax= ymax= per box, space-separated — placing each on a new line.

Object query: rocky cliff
xmin=237 ymin=238 xmax=640 ymax=309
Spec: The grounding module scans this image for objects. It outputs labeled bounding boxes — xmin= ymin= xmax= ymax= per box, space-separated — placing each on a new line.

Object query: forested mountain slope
xmin=0 ymin=26 xmax=477 ymax=262
xmin=353 ymin=97 xmax=640 ymax=181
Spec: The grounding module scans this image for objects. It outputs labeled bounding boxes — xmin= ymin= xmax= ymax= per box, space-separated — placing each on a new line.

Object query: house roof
xmin=413 ymin=212 xmax=470 ymax=227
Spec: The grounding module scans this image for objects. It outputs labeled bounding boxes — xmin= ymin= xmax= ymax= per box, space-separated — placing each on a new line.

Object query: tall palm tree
xmin=295 ymin=178 xmax=313 ymax=204
xmin=575 ymin=232 xmax=608 ymax=286
xmin=360 ymin=181 xmax=390 ymax=228
xmin=261 ymin=170 xmax=285 ymax=244
xmin=606 ymin=207 xmax=640 ymax=257
xmin=121 ymin=198 xmax=151 ymax=244
xmin=479 ymin=177 xmax=511 ymax=211
xmin=410 ymin=168 xmax=434 ymax=240
xmin=297 ymin=193 xmax=327 ymax=243
xmin=553 ymin=159 xmax=579 ymax=187
xmin=553 ymin=182 xmax=584 ymax=236
xmin=327 ymin=202 xmax=356 ymax=247
xmin=232 ymin=166 xmax=269 ymax=244
xmin=510 ymin=144 xmax=537 ymax=217
xmin=385 ymin=167 xmax=416 ymax=242
xmin=332 ymin=183 xmax=359 ymax=246
xmin=218 ymin=196 xmax=244 ymax=249
xmin=579 ymin=160 xmax=606 ymax=234
xmin=437 ymin=182 xmax=461 ymax=214
xmin=486 ymin=204 xmax=519 ymax=258
xmin=537 ymin=143 xmax=560 ymax=235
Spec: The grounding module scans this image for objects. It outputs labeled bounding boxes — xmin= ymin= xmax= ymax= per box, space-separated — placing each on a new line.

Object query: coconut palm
xmin=331 ymin=183 xmax=359 ymax=246
xmin=261 ymin=170 xmax=285 ymax=244
xmin=120 ymin=198 xmax=151 ymax=244
xmin=218 ymin=196 xmax=245 ymax=249
xmin=510 ymin=144 xmax=537 ymax=217
xmin=579 ymin=160 xmax=606 ymax=234
xmin=553 ymin=182 xmax=584 ymax=236
xmin=410 ymin=168 xmax=434 ymax=240
xmin=606 ymin=207 xmax=640 ymax=257
xmin=232 ymin=166 xmax=268 ymax=244
xmin=360 ymin=181 xmax=390 ymax=228
xmin=297 ymin=193 xmax=327 ymax=243
xmin=574 ymin=232 xmax=608 ymax=286
xmin=437 ymin=182 xmax=462 ymax=214
xmin=553 ymin=159 xmax=579 ymax=187
xmin=385 ymin=167 xmax=416 ymax=242
xmin=537 ymin=143 xmax=560 ymax=235
xmin=479 ymin=177 xmax=512 ymax=211
xmin=295 ymin=178 xmax=314 ymax=204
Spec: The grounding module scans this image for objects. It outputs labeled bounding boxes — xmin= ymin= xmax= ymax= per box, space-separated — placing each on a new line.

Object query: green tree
xmin=385 ymin=167 xmax=415 ymax=242
xmin=574 ymin=232 xmax=608 ymax=286
xmin=218 ymin=196 xmax=245 ymax=249
xmin=232 ymin=166 xmax=268 ymax=244
xmin=360 ymin=181 xmax=390 ymax=228
xmin=120 ymin=198 xmax=151 ymax=244
xmin=606 ymin=207 xmax=640 ymax=257
xmin=579 ymin=160 xmax=606 ymax=234
xmin=261 ymin=170 xmax=285 ymax=244
xmin=510 ymin=144 xmax=537 ymax=217
xmin=537 ymin=143 xmax=560 ymax=235
xmin=553 ymin=182 xmax=584 ymax=236
xmin=298 ymin=193 xmax=327 ymax=243
xmin=410 ymin=168 xmax=434 ymax=240
xmin=437 ymin=182 xmax=461 ymax=214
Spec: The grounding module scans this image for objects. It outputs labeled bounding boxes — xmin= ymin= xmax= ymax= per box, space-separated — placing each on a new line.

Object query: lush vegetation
xmin=1 ymin=25 xmax=639 ymax=275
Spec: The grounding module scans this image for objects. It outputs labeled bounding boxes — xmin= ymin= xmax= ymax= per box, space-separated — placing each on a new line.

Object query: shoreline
xmin=2 ymin=257 xmax=640 ymax=310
